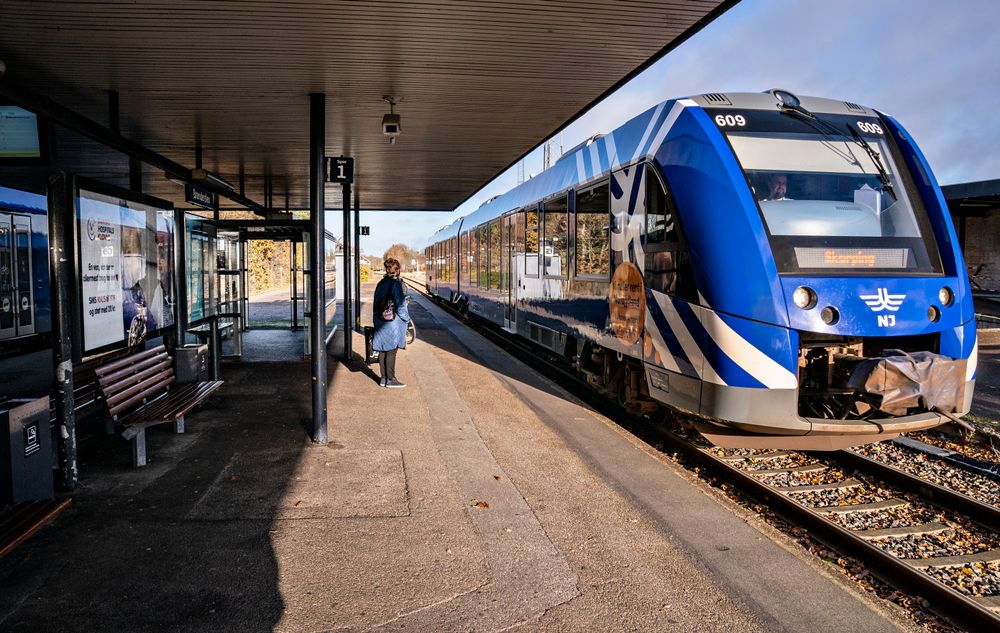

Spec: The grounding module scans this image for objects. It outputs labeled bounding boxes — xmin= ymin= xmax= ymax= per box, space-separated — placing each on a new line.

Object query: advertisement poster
xmin=77 ymin=188 xmax=175 ymax=354
xmin=78 ymin=193 xmax=124 ymax=350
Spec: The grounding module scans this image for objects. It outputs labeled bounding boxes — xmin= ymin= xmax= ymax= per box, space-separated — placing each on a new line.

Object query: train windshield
xmin=719 ymin=111 xmax=943 ymax=275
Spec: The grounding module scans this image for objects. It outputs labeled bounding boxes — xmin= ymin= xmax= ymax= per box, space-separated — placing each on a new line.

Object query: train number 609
xmin=856 ymin=121 xmax=883 ymax=134
xmin=714 ymin=114 xmax=746 ymax=127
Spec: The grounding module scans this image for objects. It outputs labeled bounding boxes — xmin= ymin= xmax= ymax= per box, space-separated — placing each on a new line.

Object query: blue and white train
xmin=424 ymin=90 xmax=976 ymax=449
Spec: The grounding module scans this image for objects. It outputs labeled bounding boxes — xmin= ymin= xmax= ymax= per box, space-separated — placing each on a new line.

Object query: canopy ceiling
xmin=0 ymin=0 xmax=733 ymax=211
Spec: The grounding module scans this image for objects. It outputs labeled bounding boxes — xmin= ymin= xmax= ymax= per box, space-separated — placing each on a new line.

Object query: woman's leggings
xmin=379 ymin=348 xmax=398 ymax=381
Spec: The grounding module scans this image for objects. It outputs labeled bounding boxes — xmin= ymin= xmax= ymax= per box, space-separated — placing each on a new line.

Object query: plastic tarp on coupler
xmin=848 ymin=351 xmax=967 ymax=416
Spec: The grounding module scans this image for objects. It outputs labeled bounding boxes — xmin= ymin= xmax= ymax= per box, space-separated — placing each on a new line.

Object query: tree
xmin=383 ymin=243 xmax=424 ymax=270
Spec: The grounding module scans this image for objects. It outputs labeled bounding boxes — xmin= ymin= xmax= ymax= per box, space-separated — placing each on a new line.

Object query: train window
xmin=575 ymin=182 xmax=610 ymax=278
xmin=722 ymin=115 xmax=943 ymax=275
xmin=470 ymin=229 xmax=479 ymax=286
xmin=478 ymin=225 xmax=488 ymax=286
xmin=525 ymin=207 xmax=539 ymax=277
xmin=461 ymin=231 xmax=470 ymax=285
xmin=645 ymin=166 xmax=677 ymax=243
xmin=488 ymin=219 xmax=501 ymax=289
xmin=644 ymin=166 xmax=696 ymax=301
xmin=450 ymin=237 xmax=457 ymax=282
xmin=542 ymin=195 xmax=568 ymax=277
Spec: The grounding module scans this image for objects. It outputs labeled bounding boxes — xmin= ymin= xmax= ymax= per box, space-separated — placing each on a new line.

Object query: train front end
xmin=661 ymin=92 xmax=975 ymax=449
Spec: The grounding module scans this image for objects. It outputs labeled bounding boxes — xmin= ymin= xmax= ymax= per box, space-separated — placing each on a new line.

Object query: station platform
xmin=0 ymin=291 xmax=915 ymax=632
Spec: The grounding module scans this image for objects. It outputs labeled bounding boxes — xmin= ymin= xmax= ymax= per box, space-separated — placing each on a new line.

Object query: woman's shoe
xmin=380 ymin=376 xmax=387 ymax=387
xmin=385 ymin=379 xmax=406 ymax=389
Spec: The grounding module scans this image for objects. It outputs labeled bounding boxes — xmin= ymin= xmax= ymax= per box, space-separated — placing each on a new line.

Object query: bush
xmin=359 ymin=264 xmax=372 ymax=284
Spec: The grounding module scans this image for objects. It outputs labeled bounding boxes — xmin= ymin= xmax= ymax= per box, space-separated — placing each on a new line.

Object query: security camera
xmin=382 ymin=96 xmax=401 ymax=144
xmin=382 ymin=113 xmax=401 ymax=144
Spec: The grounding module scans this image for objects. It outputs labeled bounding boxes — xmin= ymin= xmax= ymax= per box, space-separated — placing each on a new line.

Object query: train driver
xmin=762 ymin=173 xmax=791 ymax=201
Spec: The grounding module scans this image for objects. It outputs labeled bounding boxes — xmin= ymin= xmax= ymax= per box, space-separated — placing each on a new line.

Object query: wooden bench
xmin=94 ymin=344 xmax=223 ymax=467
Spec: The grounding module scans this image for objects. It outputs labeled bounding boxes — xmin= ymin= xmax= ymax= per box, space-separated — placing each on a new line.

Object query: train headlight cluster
xmin=928 ymin=306 xmax=941 ymax=322
xmin=938 ymin=286 xmax=954 ymax=307
xmin=792 ymin=286 xmax=817 ymax=309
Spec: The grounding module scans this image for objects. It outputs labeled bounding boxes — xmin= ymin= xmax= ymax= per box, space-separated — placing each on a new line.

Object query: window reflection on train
xmin=0 ymin=206 xmax=48 ymax=344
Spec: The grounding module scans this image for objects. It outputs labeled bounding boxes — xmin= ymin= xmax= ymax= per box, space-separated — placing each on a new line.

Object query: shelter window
xmin=575 ymin=182 xmax=610 ymax=278
xmin=542 ymin=195 xmax=568 ymax=277
xmin=525 ymin=207 xmax=539 ymax=278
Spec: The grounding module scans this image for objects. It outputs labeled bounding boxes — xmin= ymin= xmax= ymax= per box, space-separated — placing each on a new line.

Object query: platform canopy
xmin=0 ymin=1 xmax=734 ymax=211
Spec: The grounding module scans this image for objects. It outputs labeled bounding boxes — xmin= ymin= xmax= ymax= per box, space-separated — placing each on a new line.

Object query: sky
xmin=354 ymin=0 xmax=1000 ymax=258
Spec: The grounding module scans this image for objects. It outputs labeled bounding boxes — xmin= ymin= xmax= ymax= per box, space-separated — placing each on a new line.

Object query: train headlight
xmin=928 ymin=306 xmax=941 ymax=322
xmin=938 ymin=286 xmax=954 ymax=307
xmin=820 ymin=306 xmax=840 ymax=325
xmin=792 ymin=286 xmax=817 ymax=309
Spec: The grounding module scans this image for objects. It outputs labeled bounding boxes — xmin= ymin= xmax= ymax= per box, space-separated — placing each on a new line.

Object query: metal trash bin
xmin=175 ymin=344 xmax=209 ymax=384
xmin=1 ymin=396 xmax=53 ymax=508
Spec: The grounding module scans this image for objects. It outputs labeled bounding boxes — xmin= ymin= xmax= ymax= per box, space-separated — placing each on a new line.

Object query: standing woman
xmin=372 ymin=257 xmax=410 ymax=388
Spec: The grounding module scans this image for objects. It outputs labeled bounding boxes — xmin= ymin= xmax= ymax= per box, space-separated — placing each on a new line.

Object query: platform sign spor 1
xmin=609 ymin=262 xmax=646 ymax=345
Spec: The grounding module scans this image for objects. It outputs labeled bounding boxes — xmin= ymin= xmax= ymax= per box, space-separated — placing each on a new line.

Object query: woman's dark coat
xmin=372 ymin=275 xmax=410 ymax=352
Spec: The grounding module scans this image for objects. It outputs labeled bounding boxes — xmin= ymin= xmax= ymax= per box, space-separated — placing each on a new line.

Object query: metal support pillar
xmin=353 ymin=185 xmax=361 ymax=330
xmin=108 ymin=90 xmax=142 ymax=194
xmin=208 ymin=317 xmax=220 ymax=380
xmin=47 ymin=173 xmax=77 ymax=490
xmin=342 ymin=180 xmax=352 ymax=356
xmin=309 ymin=93 xmax=328 ymax=445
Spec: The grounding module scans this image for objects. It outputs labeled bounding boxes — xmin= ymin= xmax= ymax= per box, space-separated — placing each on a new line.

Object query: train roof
xmin=0 ymin=186 xmax=47 ymax=214
xmin=429 ymin=90 xmax=881 ymax=242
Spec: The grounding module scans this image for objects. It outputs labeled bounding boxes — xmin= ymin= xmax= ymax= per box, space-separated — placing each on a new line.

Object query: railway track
xmin=403 ymin=278 xmax=1000 ymax=631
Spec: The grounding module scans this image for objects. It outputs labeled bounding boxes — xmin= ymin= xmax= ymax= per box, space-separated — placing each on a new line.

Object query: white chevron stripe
xmin=603 ymin=133 xmax=618 ymax=166
xmin=645 ymin=310 xmax=680 ymax=373
xmin=967 ymin=337 xmax=978 ymax=381
xmin=632 ymin=102 xmax=665 ymax=161
xmin=653 ymin=292 xmax=725 ymax=385
xmin=589 ymin=141 xmax=602 ymax=176
xmin=642 ymin=101 xmax=685 ymax=159
xmin=699 ymin=308 xmax=798 ymax=389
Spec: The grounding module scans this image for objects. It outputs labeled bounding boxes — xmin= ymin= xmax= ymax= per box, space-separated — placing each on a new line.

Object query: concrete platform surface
xmin=0 ymin=288 xmax=917 ymax=632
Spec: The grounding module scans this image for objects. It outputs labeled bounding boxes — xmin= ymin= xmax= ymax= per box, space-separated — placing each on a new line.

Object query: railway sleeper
xmin=824 ymin=498 xmax=908 ymax=514
xmin=855 ymin=521 xmax=951 ymax=540
xmin=774 ymin=477 xmax=862 ymax=493
xmin=751 ymin=463 xmax=827 ymax=476
xmin=905 ymin=549 xmax=1000 ymax=569
xmin=716 ymin=450 xmax=794 ymax=463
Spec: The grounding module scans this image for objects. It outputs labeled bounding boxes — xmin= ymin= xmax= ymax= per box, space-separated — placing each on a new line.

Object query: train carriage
xmin=425 ymin=90 xmax=976 ymax=449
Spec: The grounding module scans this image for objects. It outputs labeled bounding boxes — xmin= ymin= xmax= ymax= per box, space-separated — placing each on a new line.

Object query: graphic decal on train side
xmin=609 ymin=262 xmax=645 ymax=345
xmin=610 ymin=164 xmax=645 ymax=269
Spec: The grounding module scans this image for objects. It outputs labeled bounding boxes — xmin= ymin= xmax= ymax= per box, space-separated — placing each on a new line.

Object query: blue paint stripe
xmin=673 ymin=299 xmax=766 ymax=389
xmin=646 ymin=293 xmax=696 ymax=376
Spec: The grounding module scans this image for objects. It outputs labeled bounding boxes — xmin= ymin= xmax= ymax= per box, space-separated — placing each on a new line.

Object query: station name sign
xmin=185 ymin=183 xmax=216 ymax=211
xmin=327 ymin=156 xmax=354 ymax=184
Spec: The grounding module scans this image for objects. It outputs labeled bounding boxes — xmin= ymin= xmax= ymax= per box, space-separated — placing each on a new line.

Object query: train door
xmin=502 ymin=213 xmax=514 ymax=330
xmin=0 ymin=213 xmax=35 ymax=341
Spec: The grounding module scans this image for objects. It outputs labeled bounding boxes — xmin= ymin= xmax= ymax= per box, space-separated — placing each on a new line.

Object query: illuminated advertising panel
xmin=75 ymin=180 xmax=175 ymax=357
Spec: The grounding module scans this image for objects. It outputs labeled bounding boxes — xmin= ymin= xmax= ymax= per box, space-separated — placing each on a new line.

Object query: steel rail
xmin=657 ymin=434 xmax=1000 ymax=633
xmin=837 ymin=449 xmax=1000 ymax=531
